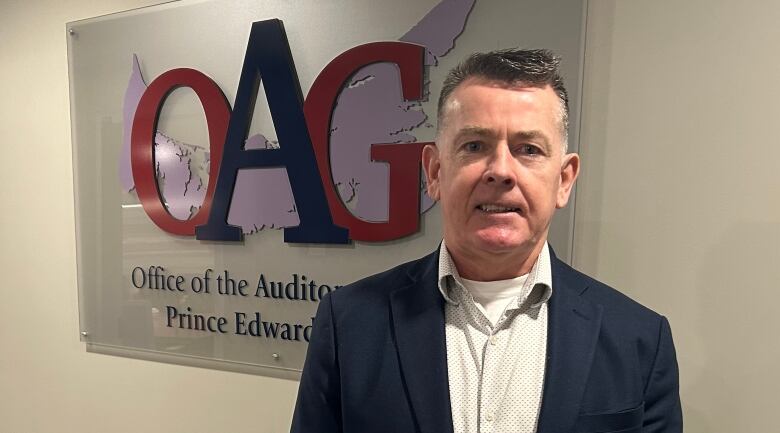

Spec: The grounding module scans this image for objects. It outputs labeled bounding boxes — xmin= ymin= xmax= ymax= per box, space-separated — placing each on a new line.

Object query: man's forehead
xmin=441 ymin=79 xmax=553 ymax=116
xmin=437 ymin=78 xmax=563 ymax=145
xmin=452 ymin=77 xmax=551 ymax=99
xmin=441 ymin=81 xmax=555 ymax=120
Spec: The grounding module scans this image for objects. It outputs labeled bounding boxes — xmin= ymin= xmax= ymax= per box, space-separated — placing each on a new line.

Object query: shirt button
xmin=489 ymin=335 xmax=498 ymax=345
xmin=485 ymin=412 xmax=495 ymax=422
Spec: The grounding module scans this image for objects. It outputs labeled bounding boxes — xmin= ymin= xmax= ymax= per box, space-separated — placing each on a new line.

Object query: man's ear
xmin=556 ymin=152 xmax=580 ymax=208
xmin=422 ymin=144 xmax=441 ymax=201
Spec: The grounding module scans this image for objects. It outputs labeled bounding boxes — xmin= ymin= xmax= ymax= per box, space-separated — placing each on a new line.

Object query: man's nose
xmin=482 ymin=146 xmax=516 ymax=186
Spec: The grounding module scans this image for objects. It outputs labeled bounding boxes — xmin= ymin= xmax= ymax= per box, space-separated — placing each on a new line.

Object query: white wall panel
xmin=576 ymin=1 xmax=780 ymax=431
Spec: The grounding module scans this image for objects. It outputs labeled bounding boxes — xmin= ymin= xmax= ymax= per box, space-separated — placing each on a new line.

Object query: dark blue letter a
xmin=196 ymin=19 xmax=348 ymax=243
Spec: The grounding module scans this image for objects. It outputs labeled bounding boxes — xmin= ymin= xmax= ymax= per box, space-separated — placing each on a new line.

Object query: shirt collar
xmin=437 ymin=241 xmax=553 ymax=308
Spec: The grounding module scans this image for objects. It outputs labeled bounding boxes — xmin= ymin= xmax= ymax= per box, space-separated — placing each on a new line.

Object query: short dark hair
xmin=437 ymin=48 xmax=569 ymax=147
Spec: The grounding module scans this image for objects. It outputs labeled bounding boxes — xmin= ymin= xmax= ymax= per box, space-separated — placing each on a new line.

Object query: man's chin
xmin=471 ymin=232 xmax=531 ymax=255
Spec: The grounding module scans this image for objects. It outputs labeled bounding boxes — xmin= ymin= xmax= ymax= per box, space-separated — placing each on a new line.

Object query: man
xmin=291 ymin=49 xmax=682 ymax=433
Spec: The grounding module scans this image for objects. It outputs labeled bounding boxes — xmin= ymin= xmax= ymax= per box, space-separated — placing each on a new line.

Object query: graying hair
xmin=437 ymin=48 xmax=569 ymax=150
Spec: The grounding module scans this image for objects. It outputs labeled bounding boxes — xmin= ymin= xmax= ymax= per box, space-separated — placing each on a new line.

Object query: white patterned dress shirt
xmin=438 ymin=241 xmax=553 ymax=433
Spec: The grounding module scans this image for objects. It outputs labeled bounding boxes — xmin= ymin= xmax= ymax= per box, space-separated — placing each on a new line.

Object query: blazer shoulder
xmin=554 ymin=257 xmax=666 ymax=326
xmin=327 ymin=250 xmax=436 ymax=311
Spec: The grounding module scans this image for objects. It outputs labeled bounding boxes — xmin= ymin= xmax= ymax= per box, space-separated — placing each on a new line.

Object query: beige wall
xmin=0 ymin=1 xmax=298 ymax=432
xmin=1 ymin=0 xmax=778 ymax=432
xmin=575 ymin=1 xmax=780 ymax=432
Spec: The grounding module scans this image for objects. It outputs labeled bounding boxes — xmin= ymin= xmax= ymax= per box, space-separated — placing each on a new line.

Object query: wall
xmin=0 ymin=1 xmax=298 ymax=432
xmin=575 ymin=1 xmax=780 ymax=432
xmin=1 ymin=0 xmax=778 ymax=432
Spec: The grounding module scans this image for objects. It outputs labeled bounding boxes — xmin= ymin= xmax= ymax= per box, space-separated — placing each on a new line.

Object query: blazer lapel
xmin=537 ymin=256 xmax=604 ymax=433
xmin=390 ymin=252 xmax=454 ymax=433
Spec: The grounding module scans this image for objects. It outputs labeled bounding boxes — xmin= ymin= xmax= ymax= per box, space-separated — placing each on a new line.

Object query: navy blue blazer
xmin=291 ymin=249 xmax=682 ymax=433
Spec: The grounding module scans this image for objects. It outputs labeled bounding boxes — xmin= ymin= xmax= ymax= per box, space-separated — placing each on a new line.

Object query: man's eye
xmin=519 ymin=144 xmax=541 ymax=155
xmin=464 ymin=142 xmax=482 ymax=152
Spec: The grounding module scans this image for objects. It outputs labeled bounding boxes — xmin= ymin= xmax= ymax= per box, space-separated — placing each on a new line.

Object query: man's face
xmin=423 ymin=78 xmax=579 ymax=275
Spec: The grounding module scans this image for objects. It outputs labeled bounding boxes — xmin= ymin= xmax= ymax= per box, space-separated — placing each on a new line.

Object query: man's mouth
xmin=477 ymin=204 xmax=521 ymax=213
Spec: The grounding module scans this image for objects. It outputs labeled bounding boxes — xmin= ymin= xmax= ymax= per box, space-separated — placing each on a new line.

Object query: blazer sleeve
xmin=643 ymin=316 xmax=683 ymax=432
xmin=290 ymin=294 xmax=343 ymax=433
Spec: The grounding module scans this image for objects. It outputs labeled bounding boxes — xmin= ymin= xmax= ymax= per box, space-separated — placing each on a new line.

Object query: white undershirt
xmin=459 ymin=275 xmax=529 ymax=326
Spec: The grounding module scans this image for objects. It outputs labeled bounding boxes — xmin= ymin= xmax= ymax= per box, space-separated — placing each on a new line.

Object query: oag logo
xmin=123 ymin=1 xmax=475 ymax=244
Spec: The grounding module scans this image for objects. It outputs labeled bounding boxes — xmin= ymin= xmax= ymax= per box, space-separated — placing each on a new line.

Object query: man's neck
xmin=447 ymin=240 xmax=546 ymax=281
